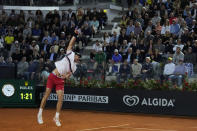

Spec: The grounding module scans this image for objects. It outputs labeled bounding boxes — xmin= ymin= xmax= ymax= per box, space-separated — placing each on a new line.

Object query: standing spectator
xmin=173 ymin=46 xmax=184 ymax=65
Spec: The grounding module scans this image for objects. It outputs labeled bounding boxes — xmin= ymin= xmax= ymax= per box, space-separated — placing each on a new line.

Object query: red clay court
xmin=0 ymin=108 xmax=197 ymax=131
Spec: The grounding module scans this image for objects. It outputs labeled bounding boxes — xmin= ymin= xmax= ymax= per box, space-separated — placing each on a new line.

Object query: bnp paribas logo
xmin=123 ymin=95 xmax=175 ymax=107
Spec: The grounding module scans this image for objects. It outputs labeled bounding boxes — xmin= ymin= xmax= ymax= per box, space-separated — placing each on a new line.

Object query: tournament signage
xmin=0 ymin=80 xmax=36 ymax=107
xmin=38 ymin=87 xmax=197 ymax=116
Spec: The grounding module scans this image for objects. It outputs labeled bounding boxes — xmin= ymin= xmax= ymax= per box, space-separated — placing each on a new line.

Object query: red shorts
xmin=46 ymin=73 xmax=64 ymax=91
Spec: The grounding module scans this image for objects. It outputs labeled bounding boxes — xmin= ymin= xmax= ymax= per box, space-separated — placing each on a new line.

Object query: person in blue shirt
xmin=170 ymin=20 xmax=180 ymax=36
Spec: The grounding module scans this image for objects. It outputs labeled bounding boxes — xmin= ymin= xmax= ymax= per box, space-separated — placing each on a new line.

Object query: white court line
xmin=77 ymin=124 xmax=129 ymax=131
xmin=134 ymin=127 xmax=176 ymax=131
xmin=120 ymin=127 xmax=176 ymax=131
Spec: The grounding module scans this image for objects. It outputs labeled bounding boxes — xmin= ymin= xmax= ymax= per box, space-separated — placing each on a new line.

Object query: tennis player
xmin=37 ymin=31 xmax=81 ymax=127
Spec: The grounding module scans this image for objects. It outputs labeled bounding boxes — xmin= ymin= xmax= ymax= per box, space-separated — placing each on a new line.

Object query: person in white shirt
xmin=37 ymin=31 xmax=81 ymax=127
xmin=163 ymin=57 xmax=175 ymax=79
xmin=161 ymin=19 xmax=171 ymax=35
xmin=173 ymin=38 xmax=184 ymax=52
xmin=90 ymin=40 xmax=102 ymax=60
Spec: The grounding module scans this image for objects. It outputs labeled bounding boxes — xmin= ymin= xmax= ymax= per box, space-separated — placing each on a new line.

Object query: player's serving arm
xmin=37 ymin=30 xmax=81 ymax=127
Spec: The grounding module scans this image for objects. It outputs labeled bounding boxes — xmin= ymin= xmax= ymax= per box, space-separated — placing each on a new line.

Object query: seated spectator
xmin=93 ymin=49 xmax=106 ymax=71
xmin=11 ymin=48 xmax=22 ymax=63
xmin=110 ymin=31 xmax=118 ymax=43
xmin=91 ymin=16 xmax=99 ymax=36
xmin=23 ymin=24 xmax=32 ymax=39
xmin=98 ymin=8 xmax=108 ymax=30
xmin=151 ymin=49 xmax=162 ymax=63
xmin=134 ymin=22 xmax=142 ymax=36
xmin=162 ymin=57 xmax=175 ymax=81
xmin=141 ymin=57 xmax=153 ymax=80
xmin=170 ymin=19 xmax=180 ymax=36
xmin=40 ymin=39 xmax=51 ymax=54
xmin=124 ymin=47 xmax=134 ymax=64
xmin=119 ymin=40 xmax=130 ymax=60
xmin=102 ymin=32 xmax=110 ymax=45
xmin=120 ymin=15 xmax=128 ymax=28
xmin=6 ymin=57 xmax=14 ymax=66
xmin=108 ymin=49 xmax=122 ymax=75
xmin=161 ymin=19 xmax=170 ymax=35
xmin=32 ymin=24 xmax=41 ymax=40
xmin=184 ymin=47 xmax=196 ymax=66
xmin=111 ymin=23 xmax=121 ymax=36
xmin=117 ymin=60 xmax=130 ymax=83
xmin=81 ymin=23 xmax=92 ymax=38
xmin=173 ymin=46 xmax=184 ymax=65
xmin=50 ymin=32 xmax=58 ymax=44
xmin=131 ymin=59 xmax=142 ymax=79
xmin=4 ymin=31 xmax=14 ymax=51
xmin=169 ymin=59 xmax=186 ymax=88
xmin=126 ymin=20 xmax=135 ymax=36
xmin=17 ymin=56 xmax=29 ymax=78
xmin=0 ymin=56 xmax=6 ymax=65
xmin=90 ymin=40 xmax=102 ymax=60
xmin=134 ymin=49 xmax=144 ymax=63
xmin=42 ymin=31 xmax=52 ymax=44
xmin=153 ymin=38 xmax=165 ymax=54
xmin=48 ymin=46 xmax=58 ymax=61
xmin=173 ymin=38 xmax=184 ymax=52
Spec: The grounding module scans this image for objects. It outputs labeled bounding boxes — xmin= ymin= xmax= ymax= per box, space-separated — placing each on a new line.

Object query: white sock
xmin=38 ymin=108 xmax=43 ymax=115
xmin=55 ymin=112 xmax=60 ymax=119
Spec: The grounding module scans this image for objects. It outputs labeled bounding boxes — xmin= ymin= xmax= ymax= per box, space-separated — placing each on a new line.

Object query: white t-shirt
xmin=163 ymin=63 xmax=175 ymax=75
xmin=55 ymin=50 xmax=77 ymax=77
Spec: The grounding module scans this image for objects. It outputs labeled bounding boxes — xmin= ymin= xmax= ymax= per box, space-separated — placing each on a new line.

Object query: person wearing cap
xmin=37 ymin=30 xmax=81 ymax=127
xmin=162 ymin=57 xmax=175 ymax=80
xmin=169 ymin=58 xmax=186 ymax=88
xmin=108 ymin=49 xmax=122 ymax=75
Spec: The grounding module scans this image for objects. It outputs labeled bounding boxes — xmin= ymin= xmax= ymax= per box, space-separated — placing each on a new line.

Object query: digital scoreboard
xmin=0 ymin=80 xmax=36 ymax=107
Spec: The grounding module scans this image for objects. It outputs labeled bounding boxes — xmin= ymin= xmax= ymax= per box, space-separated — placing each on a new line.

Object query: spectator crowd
xmin=0 ymin=0 xmax=197 ymax=88
xmin=0 ymin=7 xmax=107 ymax=83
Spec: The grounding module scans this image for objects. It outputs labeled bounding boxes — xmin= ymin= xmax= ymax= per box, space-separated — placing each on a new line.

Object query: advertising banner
xmin=39 ymin=87 xmax=197 ymax=116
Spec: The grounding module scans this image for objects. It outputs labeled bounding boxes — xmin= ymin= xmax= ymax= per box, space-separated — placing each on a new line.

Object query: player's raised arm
xmin=67 ymin=30 xmax=79 ymax=51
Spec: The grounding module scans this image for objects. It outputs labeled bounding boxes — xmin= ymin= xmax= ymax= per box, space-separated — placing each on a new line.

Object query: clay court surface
xmin=0 ymin=108 xmax=197 ymax=131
